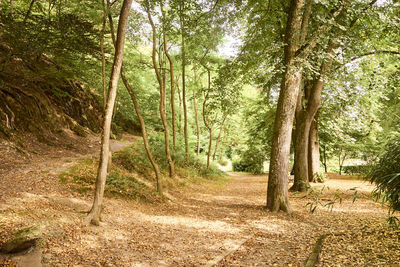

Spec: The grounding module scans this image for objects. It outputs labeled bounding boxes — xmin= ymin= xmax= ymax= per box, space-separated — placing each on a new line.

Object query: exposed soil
xmin=1 ymin=140 xmax=399 ymax=266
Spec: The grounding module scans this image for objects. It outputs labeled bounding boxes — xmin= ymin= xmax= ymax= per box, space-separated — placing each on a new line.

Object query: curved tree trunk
xmin=266 ymin=0 xmax=306 ymax=213
xmin=86 ymin=0 xmax=132 ymax=226
xmin=107 ymin=10 xmax=163 ymax=194
xmin=146 ymin=3 xmax=175 ymax=178
xmin=121 ymin=68 xmax=163 ymax=193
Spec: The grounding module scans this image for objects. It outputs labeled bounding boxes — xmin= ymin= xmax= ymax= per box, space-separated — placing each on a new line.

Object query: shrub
xmin=232 ymin=159 xmax=263 ymax=174
xmin=218 ymin=158 xmax=228 ymax=166
xmin=367 ymin=141 xmax=400 ymax=216
xmin=343 ymin=165 xmax=370 ymax=175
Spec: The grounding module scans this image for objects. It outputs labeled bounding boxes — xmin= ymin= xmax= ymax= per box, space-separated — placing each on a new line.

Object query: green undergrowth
xmin=59 ymin=139 xmax=227 ymax=202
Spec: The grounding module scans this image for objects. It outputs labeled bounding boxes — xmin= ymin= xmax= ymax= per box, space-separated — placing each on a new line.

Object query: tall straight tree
xmin=146 ymin=1 xmax=175 ymax=178
xmin=160 ymin=1 xmax=177 ymax=150
xmin=266 ymin=0 xmax=305 ymax=212
xmin=86 ymin=0 xmax=133 ymax=225
xmin=179 ymin=0 xmax=190 ymax=161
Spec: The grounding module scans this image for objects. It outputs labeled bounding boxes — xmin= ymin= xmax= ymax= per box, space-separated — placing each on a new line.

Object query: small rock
xmin=1 ymin=225 xmax=42 ymax=253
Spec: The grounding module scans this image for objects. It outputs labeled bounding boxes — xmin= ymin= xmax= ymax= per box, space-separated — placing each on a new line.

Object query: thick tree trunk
xmin=146 ymin=4 xmax=175 ymax=178
xmin=291 ymin=111 xmax=312 ymax=191
xmin=308 ymin=114 xmax=320 ymax=182
xmin=266 ymin=0 xmax=306 ymax=212
xmin=291 ymin=41 xmax=335 ymax=191
xmin=86 ymin=0 xmax=132 ymax=226
xmin=107 ymin=10 xmax=163 ymax=194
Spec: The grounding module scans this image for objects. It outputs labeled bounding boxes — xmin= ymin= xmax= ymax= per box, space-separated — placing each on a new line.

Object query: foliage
xmin=367 ymin=141 xmax=400 ymax=216
xmin=232 ymin=147 xmax=264 ymax=174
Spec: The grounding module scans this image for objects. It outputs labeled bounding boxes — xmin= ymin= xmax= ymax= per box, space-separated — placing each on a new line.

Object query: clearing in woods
xmin=0 ymin=137 xmax=399 ymax=266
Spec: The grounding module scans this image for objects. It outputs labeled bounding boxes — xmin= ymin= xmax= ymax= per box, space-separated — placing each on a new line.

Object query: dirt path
xmin=1 ymin=144 xmax=399 ymax=266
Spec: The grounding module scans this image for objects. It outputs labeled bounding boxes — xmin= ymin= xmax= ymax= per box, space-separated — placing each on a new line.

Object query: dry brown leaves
xmin=1 ymin=139 xmax=400 ymax=266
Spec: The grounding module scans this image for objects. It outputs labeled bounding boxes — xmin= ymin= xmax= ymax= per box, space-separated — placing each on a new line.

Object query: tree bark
xmin=322 ymin=144 xmax=328 ymax=173
xmin=308 ymin=113 xmax=320 ymax=182
xmin=180 ymin=3 xmax=190 ymax=161
xmin=121 ymin=68 xmax=163 ymax=193
xmin=86 ymin=0 xmax=132 ymax=226
xmin=213 ymin=115 xmax=227 ymax=161
xmin=203 ymin=69 xmax=214 ymax=169
xmin=146 ymin=3 xmax=175 ymax=178
xmin=175 ymin=75 xmax=183 ymax=135
xmin=291 ymin=42 xmax=335 ymax=191
xmin=193 ymin=82 xmax=200 ymax=156
xmin=107 ymin=8 xmax=163 ymax=194
xmin=219 ymin=130 xmax=225 ymax=161
xmin=266 ymin=0 xmax=306 ymax=212
xmin=161 ymin=3 xmax=176 ymax=151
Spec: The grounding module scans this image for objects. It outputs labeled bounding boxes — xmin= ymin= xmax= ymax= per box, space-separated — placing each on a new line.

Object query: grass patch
xmin=59 ymin=138 xmax=228 ymax=203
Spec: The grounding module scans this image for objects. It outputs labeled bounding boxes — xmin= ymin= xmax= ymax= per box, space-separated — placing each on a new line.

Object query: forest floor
xmin=1 ymin=135 xmax=400 ymax=266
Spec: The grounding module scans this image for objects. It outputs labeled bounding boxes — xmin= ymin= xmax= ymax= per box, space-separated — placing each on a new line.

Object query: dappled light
xmin=1 ymin=0 xmax=400 ymax=265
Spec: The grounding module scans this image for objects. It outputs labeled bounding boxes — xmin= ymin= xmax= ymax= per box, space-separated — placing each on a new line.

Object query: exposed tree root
xmin=305 ymin=234 xmax=328 ymax=267
xmin=204 ymin=234 xmax=256 ymax=267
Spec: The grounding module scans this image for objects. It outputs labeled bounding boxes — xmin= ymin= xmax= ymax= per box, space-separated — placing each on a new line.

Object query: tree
xmin=107 ymin=2 xmax=163 ymax=194
xmin=86 ymin=0 xmax=133 ymax=226
xmin=266 ymin=0 xmax=306 ymax=212
xmin=145 ymin=0 xmax=175 ymax=178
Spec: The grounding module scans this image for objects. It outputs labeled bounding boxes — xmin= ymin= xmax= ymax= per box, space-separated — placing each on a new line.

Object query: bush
xmin=367 ymin=141 xmax=400 ymax=212
xmin=343 ymin=165 xmax=370 ymax=175
xmin=232 ymin=159 xmax=263 ymax=174
xmin=218 ymin=158 xmax=228 ymax=166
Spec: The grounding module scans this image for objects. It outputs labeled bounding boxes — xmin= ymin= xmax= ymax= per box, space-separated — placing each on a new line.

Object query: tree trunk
xmin=23 ymin=0 xmax=36 ymax=24
xmin=146 ymin=3 xmax=175 ymax=178
xmin=219 ymin=131 xmax=225 ymax=161
xmin=207 ymin=128 xmax=212 ymax=168
xmin=291 ymin=111 xmax=312 ymax=191
xmin=291 ymin=41 xmax=335 ymax=191
xmin=203 ymin=69 xmax=213 ymax=169
xmin=213 ymin=115 xmax=227 ymax=161
xmin=86 ymin=0 xmax=132 ymax=226
xmin=193 ymin=86 xmax=200 ymax=156
xmin=266 ymin=0 xmax=306 ymax=213
xmin=322 ymin=144 xmax=328 ymax=173
xmin=176 ymin=75 xmax=183 ymax=135
xmin=107 ymin=9 xmax=163 ymax=194
xmin=180 ymin=4 xmax=190 ymax=161
xmin=161 ymin=3 xmax=176 ymax=150
xmin=308 ymin=114 xmax=320 ymax=182
xmin=122 ymin=68 xmax=163 ymax=193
